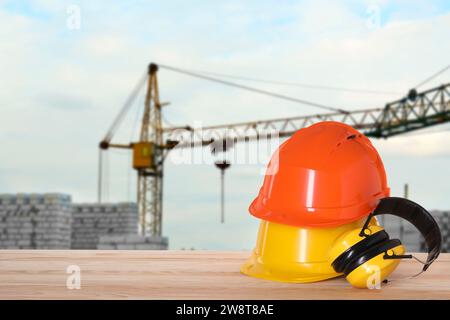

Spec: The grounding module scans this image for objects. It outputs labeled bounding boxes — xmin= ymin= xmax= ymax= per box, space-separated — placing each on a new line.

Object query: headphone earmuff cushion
xmin=332 ymin=230 xmax=389 ymax=274
xmin=343 ymin=238 xmax=402 ymax=276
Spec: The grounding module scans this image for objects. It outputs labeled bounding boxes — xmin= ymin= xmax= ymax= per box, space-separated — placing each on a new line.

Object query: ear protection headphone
xmin=329 ymin=197 xmax=442 ymax=288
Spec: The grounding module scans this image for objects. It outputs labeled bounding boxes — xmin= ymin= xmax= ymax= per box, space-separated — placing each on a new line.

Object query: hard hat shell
xmin=249 ymin=121 xmax=390 ymax=228
xmin=241 ymin=217 xmax=379 ymax=283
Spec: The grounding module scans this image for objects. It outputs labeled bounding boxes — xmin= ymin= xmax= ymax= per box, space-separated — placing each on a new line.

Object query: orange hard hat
xmin=249 ymin=121 xmax=390 ymax=227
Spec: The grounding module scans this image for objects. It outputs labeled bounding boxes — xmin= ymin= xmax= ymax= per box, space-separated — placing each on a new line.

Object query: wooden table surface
xmin=0 ymin=250 xmax=449 ymax=299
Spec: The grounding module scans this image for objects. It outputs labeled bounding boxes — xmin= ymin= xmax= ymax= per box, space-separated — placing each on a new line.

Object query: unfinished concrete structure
xmin=382 ymin=214 xmax=423 ymax=252
xmin=375 ymin=210 xmax=449 ymax=253
xmin=71 ymin=202 xmax=139 ymax=249
xmin=98 ymin=234 xmax=168 ymax=250
xmin=0 ymin=193 xmax=168 ymax=250
xmin=431 ymin=210 xmax=450 ymax=253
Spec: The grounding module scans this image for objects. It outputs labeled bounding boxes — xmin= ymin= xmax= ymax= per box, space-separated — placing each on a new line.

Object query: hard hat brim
xmin=241 ymin=218 xmax=378 ymax=284
xmin=241 ymin=251 xmax=341 ymax=283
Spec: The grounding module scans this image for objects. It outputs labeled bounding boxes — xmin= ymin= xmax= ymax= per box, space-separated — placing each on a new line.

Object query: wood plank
xmin=0 ymin=251 xmax=449 ymax=299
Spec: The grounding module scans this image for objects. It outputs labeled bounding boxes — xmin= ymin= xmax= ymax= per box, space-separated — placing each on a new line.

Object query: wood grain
xmin=0 ymin=250 xmax=449 ymax=299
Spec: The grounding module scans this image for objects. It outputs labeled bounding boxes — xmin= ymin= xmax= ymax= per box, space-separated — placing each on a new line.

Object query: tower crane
xmin=99 ymin=64 xmax=176 ymax=236
xmin=99 ymin=62 xmax=450 ymax=237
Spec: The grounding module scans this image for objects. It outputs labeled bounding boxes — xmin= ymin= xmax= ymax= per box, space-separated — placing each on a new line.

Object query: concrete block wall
xmin=71 ymin=203 xmax=139 ymax=249
xmin=431 ymin=210 xmax=450 ymax=253
xmin=381 ymin=214 xmax=423 ymax=252
xmin=381 ymin=210 xmax=450 ymax=253
xmin=0 ymin=193 xmax=169 ymax=250
xmin=98 ymin=234 xmax=168 ymax=250
xmin=0 ymin=193 xmax=72 ymax=249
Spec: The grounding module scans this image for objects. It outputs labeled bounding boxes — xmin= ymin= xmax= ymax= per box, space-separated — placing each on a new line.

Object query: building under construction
xmin=0 ymin=193 xmax=168 ymax=250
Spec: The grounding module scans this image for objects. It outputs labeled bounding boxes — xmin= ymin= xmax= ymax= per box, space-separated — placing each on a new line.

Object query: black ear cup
xmin=342 ymin=238 xmax=402 ymax=276
xmin=332 ymin=230 xmax=389 ymax=273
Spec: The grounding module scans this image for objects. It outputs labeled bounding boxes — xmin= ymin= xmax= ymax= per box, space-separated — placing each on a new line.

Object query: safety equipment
xmin=249 ymin=121 xmax=390 ymax=228
xmin=242 ymin=122 xmax=442 ymax=288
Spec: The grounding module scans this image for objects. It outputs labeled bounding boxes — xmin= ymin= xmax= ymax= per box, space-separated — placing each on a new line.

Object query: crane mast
xmin=99 ymin=63 xmax=167 ymax=236
xmin=137 ymin=63 xmax=164 ymax=236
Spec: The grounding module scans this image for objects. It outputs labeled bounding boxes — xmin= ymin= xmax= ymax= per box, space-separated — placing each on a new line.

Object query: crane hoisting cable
xmin=158 ymin=63 xmax=348 ymax=114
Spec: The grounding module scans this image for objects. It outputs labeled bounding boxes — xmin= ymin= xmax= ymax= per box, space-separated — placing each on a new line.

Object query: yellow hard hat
xmin=241 ymin=217 xmax=379 ymax=283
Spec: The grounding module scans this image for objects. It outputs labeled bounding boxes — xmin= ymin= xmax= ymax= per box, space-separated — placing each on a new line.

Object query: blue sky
xmin=0 ymin=0 xmax=449 ymax=249
xmin=3 ymin=0 xmax=450 ymax=25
